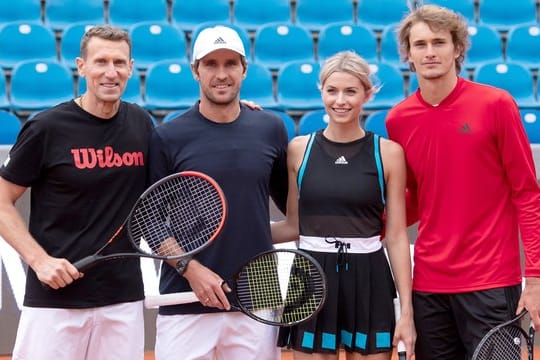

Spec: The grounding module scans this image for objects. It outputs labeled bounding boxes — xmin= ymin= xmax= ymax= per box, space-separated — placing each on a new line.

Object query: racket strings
xmin=475 ymin=325 xmax=527 ymax=360
xmin=282 ymin=256 xmax=323 ymax=323
xmin=235 ymin=251 xmax=325 ymax=325
xmin=129 ymin=175 xmax=224 ymax=257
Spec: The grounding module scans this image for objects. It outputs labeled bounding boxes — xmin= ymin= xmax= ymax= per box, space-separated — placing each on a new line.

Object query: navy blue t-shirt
xmin=148 ymin=102 xmax=288 ymax=315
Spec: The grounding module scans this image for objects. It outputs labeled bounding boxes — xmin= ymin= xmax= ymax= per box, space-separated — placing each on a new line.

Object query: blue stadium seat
xmin=78 ymin=72 xmax=144 ymax=106
xmin=10 ymin=60 xmax=74 ymax=111
xmin=144 ymin=61 xmax=199 ymax=110
xmin=268 ymin=110 xmax=297 ymax=141
xmin=241 ymin=63 xmax=279 ymax=109
xmin=0 ymin=111 xmax=22 ymax=145
xmin=478 ymin=0 xmax=537 ymax=32
xmin=295 ymin=0 xmax=354 ymax=33
xmin=254 ymin=23 xmax=314 ymax=71
xmin=191 ymin=23 xmax=251 ymax=61
xmin=45 ymin=0 xmax=104 ymax=32
xmin=474 ymin=62 xmax=537 ymax=108
xmin=364 ymin=62 xmax=405 ymax=110
xmin=424 ymin=0 xmax=476 ymax=24
xmin=108 ymin=0 xmax=168 ymax=29
xmin=357 ymin=0 xmax=411 ymax=31
xmin=26 ymin=109 xmax=46 ymax=120
xmin=233 ymin=0 xmax=291 ymax=32
xmin=277 ymin=61 xmax=322 ymax=111
xmin=130 ymin=22 xmax=187 ymax=70
xmin=162 ymin=109 xmax=188 ymax=123
xmin=380 ymin=25 xmax=407 ymax=70
xmin=317 ymin=23 xmax=378 ymax=64
xmin=407 ymin=73 xmax=418 ymax=95
xmin=172 ymin=0 xmax=231 ymax=33
xmin=0 ymin=23 xmax=57 ymax=70
xmin=61 ymin=23 xmax=94 ymax=69
xmin=506 ymin=25 xmax=540 ymax=70
xmin=465 ymin=24 xmax=504 ymax=71
xmin=364 ymin=109 xmax=389 ymax=138
xmin=0 ymin=0 xmax=41 ymax=25
xmin=0 ymin=69 xmax=10 ymax=110
xmin=520 ymin=109 xmax=540 ymax=144
xmin=298 ymin=109 xmax=329 ymax=135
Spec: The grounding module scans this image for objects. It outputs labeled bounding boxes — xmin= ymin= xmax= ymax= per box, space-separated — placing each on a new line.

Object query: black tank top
xmin=297 ymin=131 xmax=385 ymax=238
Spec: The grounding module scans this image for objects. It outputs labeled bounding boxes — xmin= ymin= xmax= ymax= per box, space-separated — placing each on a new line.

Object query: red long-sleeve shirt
xmin=386 ymin=77 xmax=540 ymax=293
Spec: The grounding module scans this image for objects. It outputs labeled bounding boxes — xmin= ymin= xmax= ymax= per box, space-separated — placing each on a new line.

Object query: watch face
xmin=175 ymin=258 xmax=190 ymax=274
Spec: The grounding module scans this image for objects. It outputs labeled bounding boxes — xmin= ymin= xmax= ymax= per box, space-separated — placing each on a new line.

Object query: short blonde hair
xmin=319 ymin=51 xmax=375 ymax=95
xmin=397 ymin=5 xmax=469 ymax=73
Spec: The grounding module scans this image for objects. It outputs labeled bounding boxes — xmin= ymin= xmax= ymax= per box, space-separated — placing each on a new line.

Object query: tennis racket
xmin=393 ymin=298 xmax=407 ymax=360
xmin=73 ymin=171 xmax=227 ymax=272
xmin=472 ymin=309 xmax=535 ymax=360
xmin=144 ymin=248 xmax=327 ymax=327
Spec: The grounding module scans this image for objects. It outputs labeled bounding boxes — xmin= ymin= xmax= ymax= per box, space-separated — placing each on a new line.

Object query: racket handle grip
xmin=72 ymin=255 xmax=101 ymax=272
xmin=393 ymin=298 xmax=407 ymax=359
xmin=144 ymin=291 xmax=199 ymax=308
xmin=397 ymin=343 xmax=406 ymax=360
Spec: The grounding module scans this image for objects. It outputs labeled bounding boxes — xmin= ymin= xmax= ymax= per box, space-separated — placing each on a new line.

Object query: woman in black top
xmin=273 ymin=51 xmax=416 ymax=359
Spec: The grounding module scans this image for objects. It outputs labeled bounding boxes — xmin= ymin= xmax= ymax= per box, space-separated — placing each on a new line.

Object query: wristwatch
xmin=174 ymin=257 xmax=192 ymax=276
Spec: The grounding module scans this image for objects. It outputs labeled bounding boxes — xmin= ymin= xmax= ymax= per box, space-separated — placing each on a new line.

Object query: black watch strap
xmin=174 ymin=257 xmax=192 ymax=276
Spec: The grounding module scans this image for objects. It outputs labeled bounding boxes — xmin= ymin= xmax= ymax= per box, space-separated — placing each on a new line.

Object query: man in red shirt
xmin=386 ymin=5 xmax=540 ymax=359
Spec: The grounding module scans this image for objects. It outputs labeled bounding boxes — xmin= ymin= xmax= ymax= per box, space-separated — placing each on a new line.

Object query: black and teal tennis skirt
xmin=278 ymin=247 xmax=397 ymax=355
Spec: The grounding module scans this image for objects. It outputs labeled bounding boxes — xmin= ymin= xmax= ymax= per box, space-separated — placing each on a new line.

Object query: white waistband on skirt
xmin=298 ymin=235 xmax=382 ymax=254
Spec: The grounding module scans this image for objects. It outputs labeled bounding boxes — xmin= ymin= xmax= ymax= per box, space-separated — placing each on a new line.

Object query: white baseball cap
xmin=191 ymin=25 xmax=246 ymax=63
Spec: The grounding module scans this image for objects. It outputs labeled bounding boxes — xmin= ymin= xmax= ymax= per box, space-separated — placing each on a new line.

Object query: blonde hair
xmin=397 ymin=5 xmax=469 ymax=73
xmin=319 ymin=51 xmax=375 ymax=95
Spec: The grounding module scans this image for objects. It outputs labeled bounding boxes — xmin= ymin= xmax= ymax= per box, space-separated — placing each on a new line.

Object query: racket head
xmin=127 ymin=171 xmax=226 ymax=260
xmin=472 ymin=310 xmax=533 ymax=360
xmin=231 ymin=248 xmax=327 ymax=326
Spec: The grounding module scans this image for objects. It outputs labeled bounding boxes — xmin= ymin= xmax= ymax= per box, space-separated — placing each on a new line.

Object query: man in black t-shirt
xmin=0 ymin=25 xmax=153 ymax=359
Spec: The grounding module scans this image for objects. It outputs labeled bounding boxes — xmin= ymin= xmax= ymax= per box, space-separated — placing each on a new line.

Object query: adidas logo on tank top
xmin=334 ymin=156 xmax=348 ymax=165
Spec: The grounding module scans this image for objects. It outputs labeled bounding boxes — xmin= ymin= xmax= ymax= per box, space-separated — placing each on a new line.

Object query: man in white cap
xmin=148 ymin=25 xmax=288 ymax=360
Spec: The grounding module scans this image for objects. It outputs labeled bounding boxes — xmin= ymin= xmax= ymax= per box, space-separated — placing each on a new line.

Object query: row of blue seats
xmin=2 ymin=106 xmax=539 ymax=146
xmin=0 ymin=58 xmax=539 ymax=114
xmin=1 ymin=20 xmax=540 ymax=75
xmin=2 ymin=0 xmax=409 ymax=33
xmin=3 ymin=0 xmax=540 ymax=33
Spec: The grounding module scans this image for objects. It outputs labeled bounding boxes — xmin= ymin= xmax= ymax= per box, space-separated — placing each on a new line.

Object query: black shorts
xmin=278 ymin=247 xmax=397 ymax=355
xmin=413 ymin=284 xmax=521 ymax=360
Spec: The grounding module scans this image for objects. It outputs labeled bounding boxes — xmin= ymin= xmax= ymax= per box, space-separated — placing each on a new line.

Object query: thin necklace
xmin=78 ymin=94 xmax=85 ymax=111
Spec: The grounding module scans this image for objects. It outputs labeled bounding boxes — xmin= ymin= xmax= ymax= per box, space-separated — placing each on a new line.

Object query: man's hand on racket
xmin=33 ymin=254 xmax=82 ymax=289
xmin=517 ymin=277 xmax=540 ymax=330
xmin=146 ymin=249 xmax=327 ymax=326
xmin=183 ymin=260 xmax=232 ymax=310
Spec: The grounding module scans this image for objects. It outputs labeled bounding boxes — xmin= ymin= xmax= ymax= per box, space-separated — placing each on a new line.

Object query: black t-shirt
xmin=0 ymin=100 xmax=153 ymax=308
